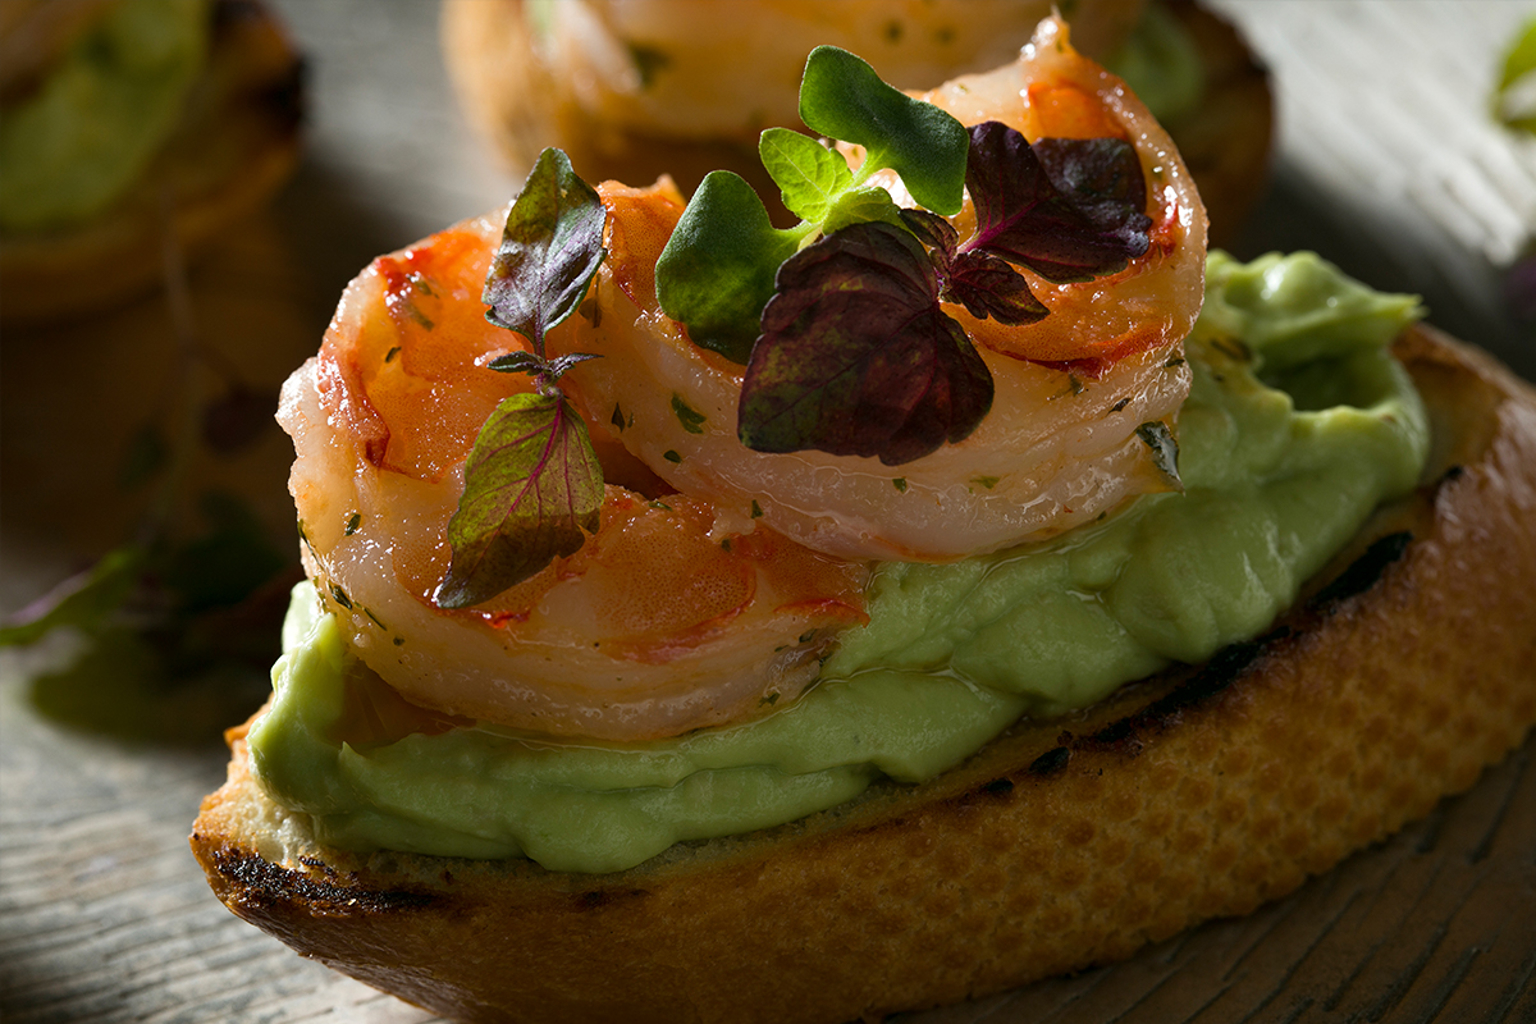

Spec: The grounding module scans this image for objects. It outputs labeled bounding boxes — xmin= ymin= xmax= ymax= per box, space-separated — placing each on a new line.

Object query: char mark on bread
xmin=196 ymin=840 xmax=439 ymax=916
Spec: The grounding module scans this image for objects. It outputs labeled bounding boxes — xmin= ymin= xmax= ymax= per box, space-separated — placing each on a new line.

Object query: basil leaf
xmin=482 ymin=147 xmax=607 ymax=354
xmin=798 ymin=45 xmax=968 ymax=216
xmin=655 ymin=170 xmax=804 ymax=363
xmin=438 ymin=393 xmax=604 ymax=609
xmin=759 ymin=127 xmax=852 ymax=222
xmin=963 ymin=122 xmax=1150 ymax=283
xmin=739 ymin=221 xmax=993 ymax=465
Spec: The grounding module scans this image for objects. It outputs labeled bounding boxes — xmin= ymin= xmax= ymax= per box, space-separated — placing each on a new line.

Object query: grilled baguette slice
xmin=0 ymin=0 xmax=304 ymax=323
xmin=192 ymin=325 xmax=1536 ymax=1024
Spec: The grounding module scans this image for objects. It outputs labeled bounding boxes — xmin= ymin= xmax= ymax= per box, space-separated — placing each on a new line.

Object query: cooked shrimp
xmin=278 ymin=213 xmax=867 ymax=743
xmin=546 ymin=16 xmax=1205 ymax=561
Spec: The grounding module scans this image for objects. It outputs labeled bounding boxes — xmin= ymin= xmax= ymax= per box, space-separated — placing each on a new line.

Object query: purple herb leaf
xmin=487 ymin=349 xmax=601 ymax=383
xmin=963 ymin=121 xmax=1150 ymax=283
xmin=897 ymin=207 xmax=958 ymax=264
xmin=739 ymin=221 xmax=993 ymax=466
xmin=945 ymin=249 xmax=1049 ymax=325
xmin=482 ymin=148 xmax=606 ymax=355
xmin=1033 ymin=136 xmax=1153 ymax=247
xmin=438 ymin=392 xmax=603 ymax=608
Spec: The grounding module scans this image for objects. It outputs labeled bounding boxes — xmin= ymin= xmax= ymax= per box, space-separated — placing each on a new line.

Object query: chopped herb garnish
xmin=671 ymin=394 xmax=707 ymax=434
xmin=663 ymin=449 xmax=682 ymax=463
xmin=972 ymin=475 xmax=999 ymax=490
xmin=345 ymin=512 xmax=362 ymax=536
xmin=1210 ymin=337 xmax=1253 ymax=363
xmin=384 ymin=345 xmax=401 ymax=363
xmin=1136 ymin=421 xmax=1181 ymax=487
xmin=892 ymin=478 xmax=908 ymax=492
xmin=330 ymin=584 xmax=352 ymax=609
xmin=750 ymin=499 xmax=764 ymax=518
xmin=611 ymin=403 xmax=626 ymax=431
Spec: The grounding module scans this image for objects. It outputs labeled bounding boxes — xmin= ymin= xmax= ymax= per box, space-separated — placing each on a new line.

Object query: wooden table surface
xmin=2 ymin=2 xmax=1533 ymax=1022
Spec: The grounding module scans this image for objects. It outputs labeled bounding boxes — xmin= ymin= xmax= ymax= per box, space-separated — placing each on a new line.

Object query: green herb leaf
xmin=655 ymin=170 xmax=805 ymax=363
xmin=823 ymin=186 xmax=905 ymax=235
xmin=759 ymin=127 xmax=852 ymax=222
xmin=1495 ymin=15 xmax=1536 ymax=133
xmin=482 ymin=148 xmax=607 ymax=355
xmin=0 ymin=546 xmax=145 ymax=647
xmin=798 ymin=45 xmax=968 ymax=215
xmin=438 ymin=392 xmax=603 ymax=609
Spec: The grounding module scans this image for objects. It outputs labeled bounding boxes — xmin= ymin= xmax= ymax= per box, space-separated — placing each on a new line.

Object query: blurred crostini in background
xmin=440 ymin=0 xmax=1272 ymax=245
xmin=0 ymin=0 xmax=304 ymax=323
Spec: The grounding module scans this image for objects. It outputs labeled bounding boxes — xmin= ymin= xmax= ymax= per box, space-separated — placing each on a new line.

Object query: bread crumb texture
xmin=191 ymin=327 xmax=1536 ymax=1024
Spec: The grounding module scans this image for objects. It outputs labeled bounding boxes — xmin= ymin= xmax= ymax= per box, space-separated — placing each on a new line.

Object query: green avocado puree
xmin=0 ymin=0 xmax=208 ymax=231
xmin=250 ymin=252 xmax=1428 ymax=874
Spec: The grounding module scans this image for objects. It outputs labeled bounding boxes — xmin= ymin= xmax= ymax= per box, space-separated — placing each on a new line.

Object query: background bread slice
xmin=440 ymin=0 xmax=1271 ymax=245
xmin=0 ymin=0 xmax=304 ymax=323
xmin=192 ymin=324 xmax=1536 ymax=1024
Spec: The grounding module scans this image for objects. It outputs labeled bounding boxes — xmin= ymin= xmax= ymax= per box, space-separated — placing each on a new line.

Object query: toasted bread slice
xmin=192 ymin=325 xmax=1536 ymax=1024
xmin=0 ymin=0 xmax=304 ymax=323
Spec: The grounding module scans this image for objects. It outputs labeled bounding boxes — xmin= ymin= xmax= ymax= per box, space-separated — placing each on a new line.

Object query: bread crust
xmin=439 ymin=0 xmax=1271 ymax=244
xmin=191 ymin=325 xmax=1536 ymax=1024
xmin=0 ymin=0 xmax=304 ymax=323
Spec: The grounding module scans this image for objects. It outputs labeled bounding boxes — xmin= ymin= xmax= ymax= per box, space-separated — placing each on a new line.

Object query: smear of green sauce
xmin=250 ymin=251 xmax=1428 ymax=874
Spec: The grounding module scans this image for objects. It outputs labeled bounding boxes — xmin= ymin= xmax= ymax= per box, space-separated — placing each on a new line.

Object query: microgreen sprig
xmin=659 ymin=46 xmax=1153 ymax=466
xmin=655 ymin=46 xmax=968 ymax=363
xmin=437 ymin=148 xmax=608 ymax=609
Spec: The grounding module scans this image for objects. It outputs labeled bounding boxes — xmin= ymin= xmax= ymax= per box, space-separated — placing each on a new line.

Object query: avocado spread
xmin=0 ymin=0 xmax=208 ymax=232
xmin=250 ymin=252 xmax=1428 ymax=874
